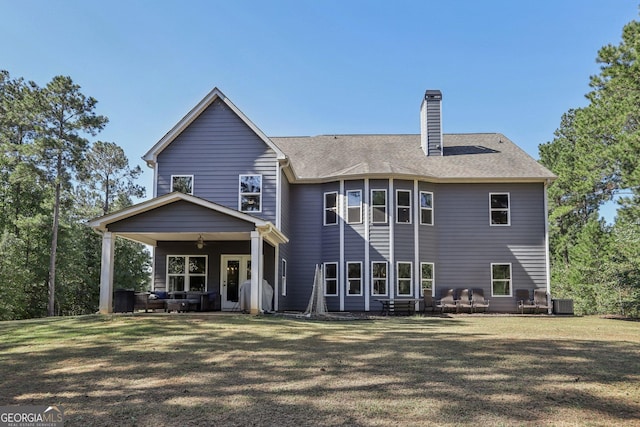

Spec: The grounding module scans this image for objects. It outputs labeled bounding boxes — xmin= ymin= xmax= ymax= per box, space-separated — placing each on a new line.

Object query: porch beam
xmin=98 ymin=231 xmax=115 ymax=314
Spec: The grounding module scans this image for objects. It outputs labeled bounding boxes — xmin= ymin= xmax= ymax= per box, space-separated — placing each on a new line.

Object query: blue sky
xmin=2 ymin=1 xmax=638 ymax=218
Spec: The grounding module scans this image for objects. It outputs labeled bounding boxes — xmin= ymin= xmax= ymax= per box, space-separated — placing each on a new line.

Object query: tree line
xmin=0 ymin=71 xmax=150 ymax=320
xmin=539 ymin=16 xmax=640 ymax=316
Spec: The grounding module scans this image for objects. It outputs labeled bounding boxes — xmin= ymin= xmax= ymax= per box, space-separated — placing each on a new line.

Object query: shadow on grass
xmin=0 ymin=315 xmax=638 ymax=426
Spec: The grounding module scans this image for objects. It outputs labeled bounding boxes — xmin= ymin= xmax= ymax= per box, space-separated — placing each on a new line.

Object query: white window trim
xmin=324 ymin=191 xmax=338 ymax=226
xmin=323 ymin=262 xmax=339 ymax=296
xmin=396 ymin=261 xmax=413 ymax=297
xmin=346 ymin=261 xmax=363 ymax=296
xmin=370 ymin=189 xmax=388 ymax=224
xmin=420 ymin=262 xmax=435 ymax=297
xmin=396 ymin=189 xmax=412 ymax=224
xmin=281 ymin=259 xmax=287 ymax=296
xmin=346 ymin=190 xmax=363 ymax=224
xmin=491 ymin=262 xmax=513 ymax=297
xmin=371 ymin=261 xmax=388 ymax=296
xmin=489 ymin=192 xmax=511 ymax=226
xmin=171 ymin=175 xmax=194 ymax=195
xmin=420 ymin=191 xmax=434 ymax=226
xmin=166 ymin=254 xmax=208 ymax=292
xmin=239 ymin=174 xmax=263 ymax=213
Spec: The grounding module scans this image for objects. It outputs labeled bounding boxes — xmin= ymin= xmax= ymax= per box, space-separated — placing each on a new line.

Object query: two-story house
xmin=89 ymin=88 xmax=555 ymax=314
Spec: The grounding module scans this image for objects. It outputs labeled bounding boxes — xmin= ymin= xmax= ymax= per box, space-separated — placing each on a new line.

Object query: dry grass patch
xmin=0 ymin=314 xmax=638 ymax=426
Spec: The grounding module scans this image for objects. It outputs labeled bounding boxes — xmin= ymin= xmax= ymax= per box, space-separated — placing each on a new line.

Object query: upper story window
xmin=239 ymin=175 xmax=262 ymax=212
xmin=491 ymin=263 xmax=512 ymax=297
xmin=396 ymin=190 xmax=412 ymax=224
xmin=371 ymin=189 xmax=387 ymax=224
xmin=346 ymin=190 xmax=362 ymax=224
xmin=490 ymin=193 xmax=510 ymax=226
xmin=324 ymin=192 xmax=338 ymax=226
xmin=171 ymin=175 xmax=193 ymax=195
xmin=420 ymin=191 xmax=433 ymax=225
xmin=324 ymin=262 xmax=338 ymax=296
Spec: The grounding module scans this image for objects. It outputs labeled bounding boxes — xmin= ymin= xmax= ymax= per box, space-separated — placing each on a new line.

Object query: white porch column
xmin=98 ymin=231 xmax=116 ymax=314
xmin=250 ymin=231 xmax=263 ymax=315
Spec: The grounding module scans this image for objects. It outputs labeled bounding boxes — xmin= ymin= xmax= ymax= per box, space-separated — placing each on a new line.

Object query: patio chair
xmin=456 ymin=288 xmax=472 ymax=313
xmin=436 ymin=288 xmax=457 ymax=313
xmin=471 ymin=288 xmax=490 ymax=313
xmin=423 ymin=294 xmax=435 ymax=314
xmin=516 ymin=289 xmax=535 ymax=314
xmin=533 ymin=288 xmax=551 ymax=314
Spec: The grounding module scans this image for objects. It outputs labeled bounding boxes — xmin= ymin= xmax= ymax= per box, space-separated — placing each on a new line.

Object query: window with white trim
xmin=346 ymin=190 xmax=362 ymax=224
xmin=396 ymin=262 xmax=413 ymax=296
xmin=420 ymin=191 xmax=434 ymax=225
xmin=421 ymin=262 xmax=434 ymax=296
xmin=371 ymin=262 xmax=388 ymax=296
xmin=490 ymin=193 xmax=510 ymax=226
xmin=371 ymin=189 xmax=387 ymax=224
xmin=347 ymin=262 xmax=362 ymax=296
xmin=324 ymin=192 xmax=338 ymax=226
xmin=281 ymin=259 xmax=287 ymax=296
xmin=167 ymin=255 xmax=207 ymax=292
xmin=491 ymin=263 xmax=512 ymax=296
xmin=324 ymin=262 xmax=338 ymax=296
xmin=239 ymin=175 xmax=262 ymax=212
xmin=396 ymin=190 xmax=412 ymax=223
xmin=171 ymin=175 xmax=193 ymax=195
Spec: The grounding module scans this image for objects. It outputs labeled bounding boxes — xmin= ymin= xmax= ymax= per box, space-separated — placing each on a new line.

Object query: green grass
xmin=0 ymin=314 xmax=639 ymax=426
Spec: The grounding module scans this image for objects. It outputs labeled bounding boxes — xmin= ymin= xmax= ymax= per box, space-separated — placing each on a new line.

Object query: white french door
xmin=220 ymin=255 xmax=251 ymax=310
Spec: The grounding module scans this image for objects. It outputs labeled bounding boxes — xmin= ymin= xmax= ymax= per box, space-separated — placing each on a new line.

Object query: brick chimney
xmin=420 ymin=90 xmax=443 ymax=156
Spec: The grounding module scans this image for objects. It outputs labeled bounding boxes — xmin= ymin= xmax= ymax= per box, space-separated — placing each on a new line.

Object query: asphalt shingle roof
xmin=271 ymin=133 xmax=555 ymax=183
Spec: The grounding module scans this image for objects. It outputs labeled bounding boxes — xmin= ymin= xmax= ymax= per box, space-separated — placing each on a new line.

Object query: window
xmin=491 ymin=263 xmax=512 ymax=296
xmin=371 ymin=262 xmax=388 ymax=296
xmin=324 ymin=262 xmax=338 ymax=296
xmin=421 ymin=262 xmax=434 ymax=296
xmin=396 ymin=190 xmax=412 ymax=223
xmin=347 ymin=262 xmax=362 ymax=296
xmin=371 ymin=189 xmax=387 ymax=223
xmin=281 ymin=259 xmax=287 ymax=296
xmin=167 ymin=255 xmax=207 ymax=292
xmin=346 ymin=190 xmax=362 ymax=224
xmin=239 ymin=175 xmax=262 ymax=212
xmin=324 ymin=192 xmax=338 ymax=225
xmin=420 ymin=191 xmax=434 ymax=225
xmin=396 ymin=262 xmax=413 ymax=296
xmin=171 ymin=175 xmax=193 ymax=195
xmin=490 ymin=193 xmax=510 ymax=225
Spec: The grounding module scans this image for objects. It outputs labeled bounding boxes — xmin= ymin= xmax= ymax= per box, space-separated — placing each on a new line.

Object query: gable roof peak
xmin=142 ymin=87 xmax=285 ymax=167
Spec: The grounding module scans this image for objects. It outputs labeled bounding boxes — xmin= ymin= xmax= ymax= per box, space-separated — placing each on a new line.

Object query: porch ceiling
xmin=116 ymin=231 xmax=252 ymax=246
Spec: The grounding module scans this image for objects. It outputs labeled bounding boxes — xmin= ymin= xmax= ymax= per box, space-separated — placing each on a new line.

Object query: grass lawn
xmin=0 ymin=314 xmax=639 ymax=427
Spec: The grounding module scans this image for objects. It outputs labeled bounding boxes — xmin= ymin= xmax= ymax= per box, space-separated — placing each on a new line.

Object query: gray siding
xmin=283 ymin=179 xmax=548 ymax=313
xmin=435 ymin=183 xmax=547 ymax=312
xmin=284 ymin=183 xmax=324 ymax=310
xmin=344 ymin=180 xmax=365 ymax=311
xmin=276 ymin=169 xmax=291 ymax=309
xmin=369 ymin=179 xmax=390 ymax=261
xmin=109 ymin=201 xmax=254 ymax=233
xmin=156 ymin=98 xmax=278 ymax=223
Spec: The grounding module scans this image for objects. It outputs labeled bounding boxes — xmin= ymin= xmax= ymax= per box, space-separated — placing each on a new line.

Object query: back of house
xmin=89 ymin=88 xmax=555 ymax=314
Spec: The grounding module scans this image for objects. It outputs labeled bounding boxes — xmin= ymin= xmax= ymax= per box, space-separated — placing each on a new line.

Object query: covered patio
xmin=88 ymin=192 xmax=288 ymax=315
